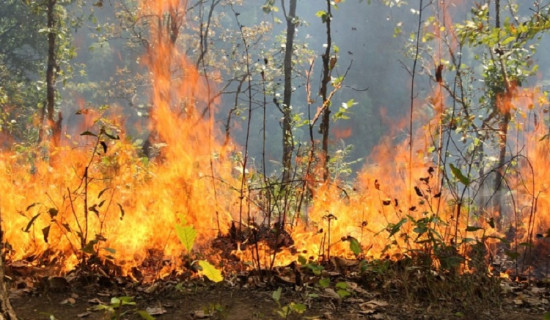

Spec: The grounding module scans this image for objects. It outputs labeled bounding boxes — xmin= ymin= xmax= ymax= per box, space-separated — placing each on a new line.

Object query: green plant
xmin=271 ymin=287 xmax=307 ymax=319
xmin=22 ymin=124 xmax=122 ymax=269
xmin=94 ymin=296 xmax=154 ymax=320
xmin=201 ymin=303 xmax=227 ymax=319
xmin=174 ymin=218 xmax=223 ymax=283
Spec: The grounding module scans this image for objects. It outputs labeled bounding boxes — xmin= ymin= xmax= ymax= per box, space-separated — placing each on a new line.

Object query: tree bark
xmin=493 ymin=0 xmax=510 ymax=229
xmin=39 ymin=0 xmax=61 ymax=147
xmin=319 ymin=0 xmax=333 ymax=182
xmin=281 ymin=0 xmax=297 ymax=185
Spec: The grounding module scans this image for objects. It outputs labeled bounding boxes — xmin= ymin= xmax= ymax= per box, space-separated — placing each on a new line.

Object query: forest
xmin=1 ymin=0 xmax=550 ymax=319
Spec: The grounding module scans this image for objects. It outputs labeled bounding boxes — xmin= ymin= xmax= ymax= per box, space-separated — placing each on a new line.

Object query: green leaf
xmin=97 ymin=188 xmax=109 ymax=199
xmin=100 ymin=141 xmax=107 ymax=154
xmin=82 ymin=239 xmax=98 ymax=254
xmin=318 ymin=277 xmax=330 ymax=288
xmin=504 ymin=249 xmax=519 ymax=260
xmin=42 ymin=226 xmax=50 ymax=243
xmin=487 ymin=217 xmax=495 ymax=229
xmin=337 ymin=289 xmax=351 ymax=298
xmin=387 ymin=218 xmax=407 ymax=237
xmin=272 ymin=287 xmax=282 ymax=303
xmin=175 ymin=225 xmax=196 ymax=252
xmin=305 ymin=262 xmax=324 ymax=275
xmin=316 ymin=10 xmax=327 ymax=18
xmin=335 ymin=282 xmax=347 ymax=290
xmin=298 ymin=255 xmax=307 ymax=265
xmin=24 ymin=213 xmax=41 ymax=232
xmin=47 ymin=208 xmax=57 ymax=218
xmin=277 ymin=307 xmax=289 ymax=318
xmin=26 ymin=202 xmax=39 ymax=211
xmin=198 ymin=260 xmax=223 ymax=283
xmin=348 ymin=236 xmax=362 ymax=256
xmin=89 ymin=204 xmax=99 ymax=216
xmin=465 ymin=226 xmax=483 ymax=232
xmin=501 ymin=36 xmax=515 ymax=45
xmin=316 ymin=10 xmax=329 ymax=23
xmin=449 ymin=163 xmax=470 ymax=186
xmin=544 ymin=312 xmax=550 ymax=320
xmin=136 ymin=310 xmax=155 ymax=320
xmin=289 ymin=302 xmax=306 ymax=314
xmin=117 ymin=203 xmax=125 ymax=220
xmin=103 ymin=247 xmax=116 ymax=254
xmin=104 ymin=132 xmax=120 ymax=140
xmin=111 ymin=296 xmax=135 ymax=306
xmin=80 ymin=130 xmax=97 ymax=137
xmin=62 ymin=223 xmax=71 ymax=232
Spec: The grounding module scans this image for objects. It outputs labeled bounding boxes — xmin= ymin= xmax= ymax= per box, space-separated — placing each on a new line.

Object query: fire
xmin=1 ymin=0 xmax=549 ymax=281
xmin=0 ymin=0 xmax=238 ymax=278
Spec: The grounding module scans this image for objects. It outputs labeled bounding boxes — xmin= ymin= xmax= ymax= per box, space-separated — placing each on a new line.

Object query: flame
xmin=0 ymin=0 xmax=238 ymax=278
xmin=1 ymin=0 xmax=549 ymax=280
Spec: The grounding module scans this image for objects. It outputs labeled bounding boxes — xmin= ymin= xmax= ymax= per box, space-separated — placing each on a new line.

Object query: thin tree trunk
xmin=281 ymin=0 xmax=297 ymax=185
xmin=493 ymin=0 xmax=510 ymax=229
xmin=44 ymin=0 xmax=60 ymax=146
xmin=37 ymin=0 xmax=62 ymax=147
xmin=319 ymin=0 xmax=333 ymax=182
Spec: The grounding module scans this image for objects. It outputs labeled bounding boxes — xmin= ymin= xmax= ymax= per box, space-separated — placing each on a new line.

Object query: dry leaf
xmin=144 ymin=283 xmax=160 ymax=294
xmin=524 ymin=297 xmax=542 ymax=306
xmin=60 ymin=297 xmax=76 ymax=305
xmin=366 ymin=299 xmax=389 ymax=307
xmin=146 ymin=306 xmax=167 ymax=315
xmin=87 ymin=298 xmax=103 ymax=305
xmin=191 ymin=309 xmax=212 ymax=318
xmin=322 ymin=288 xmax=342 ymax=300
xmin=513 ymin=298 xmax=523 ymax=305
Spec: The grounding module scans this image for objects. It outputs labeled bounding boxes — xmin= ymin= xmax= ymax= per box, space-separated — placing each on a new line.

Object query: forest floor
xmin=8 ymin=266 xmax=550 ymax=320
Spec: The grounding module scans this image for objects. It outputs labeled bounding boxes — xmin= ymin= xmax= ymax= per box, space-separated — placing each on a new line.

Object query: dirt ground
xmin=9 ymin=275 xmax=549 ymax=320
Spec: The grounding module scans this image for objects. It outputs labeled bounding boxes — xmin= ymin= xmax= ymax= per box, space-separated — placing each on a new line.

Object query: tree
xmin=280 ymin=0 xmax=298 ymax=185
xmin=0 ymin=0 xmax=47 ymax=144
xmin=318 ymin=0 xmax=337 ymax=182
xmin=39 ymin=0 xmax=62 ymax=146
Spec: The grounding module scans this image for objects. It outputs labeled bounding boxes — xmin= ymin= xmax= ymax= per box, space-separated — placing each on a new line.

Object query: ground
xmin=8 ymin=271 xmax=549 ymax=320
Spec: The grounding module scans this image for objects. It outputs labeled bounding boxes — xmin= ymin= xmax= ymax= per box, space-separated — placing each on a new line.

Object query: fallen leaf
xmin=531 ymin=287 xmax=546 ymax=294
xmin=365 ymin=299 xmax=389 ymax=307
xmin=146 ymin=306 xmax=167 ymax=315
xmin=322 ymin=288 xmax=342 ymax=300
xmin=358 ymin=306 xmax=377 ymax=315
xmin=525 ymin=297 xmax=542 ymax=306
xmin=60 ymin=297 xmax=76 ymax=305
xmin=77 ymin=312 xmax=91 ymax=318
xmin=87 ymin=298 xmax=103 ymax=305
xmin=350 ymin=285 xmax=370 ymax=296
xmin=144 ymin=283 xmax=160 ymax=294
xmin=191 ymin=309 xmax=212 ymax=318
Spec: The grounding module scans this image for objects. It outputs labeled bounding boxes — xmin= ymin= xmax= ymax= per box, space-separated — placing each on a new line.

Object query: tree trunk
xmin=319 ymin=0 xmax=333 ymax=182
xmin=492 ymin=0 xmax=510 ymax=229
xmin=39 ymin=0 xmax=61 ymax=147
xmin=281 ymin=0 xmax=297 ymax=185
